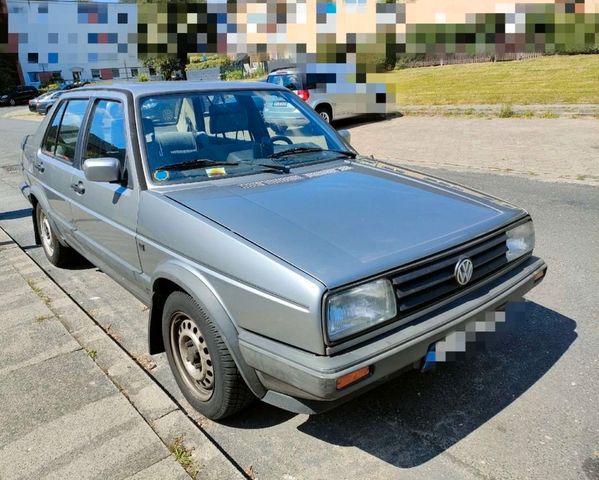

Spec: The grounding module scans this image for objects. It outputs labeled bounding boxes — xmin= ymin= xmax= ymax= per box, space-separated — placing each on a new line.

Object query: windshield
xmin=139 ymin=89 xmax=350 ymax=184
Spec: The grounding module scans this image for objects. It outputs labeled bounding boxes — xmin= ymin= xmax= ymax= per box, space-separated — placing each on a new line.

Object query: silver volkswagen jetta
xmin=20 ymin=82 xmax=547 ymax=419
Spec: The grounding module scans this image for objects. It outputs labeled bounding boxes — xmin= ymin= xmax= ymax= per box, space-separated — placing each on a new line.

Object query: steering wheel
xmin=270 ymin=135 xmax=293 ymax=145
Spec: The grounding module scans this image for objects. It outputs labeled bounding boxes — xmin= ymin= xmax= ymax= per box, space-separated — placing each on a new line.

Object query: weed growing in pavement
xmin=498 ymin=104 xmax=515 ymax=118
xmin=35 ymin=314 xmax=52 ymax=322
xmin=26 ymin=278 xmax=52 ymax=306
xmin=86 ymin=348 xmax=97 ymax=360
xmin=169 ymin=436 xmax=198 ymax=477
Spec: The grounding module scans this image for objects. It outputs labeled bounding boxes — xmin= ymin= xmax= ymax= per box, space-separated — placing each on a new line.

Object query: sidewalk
xmin=0 ymin=227 xmax=244 ymax=480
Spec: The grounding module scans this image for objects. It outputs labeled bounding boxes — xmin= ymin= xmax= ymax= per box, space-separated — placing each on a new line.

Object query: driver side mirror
xmin=83 ymin=157 xmax=121 ymax=183
xmin=337 ymin=129 xmax=351 ymax=145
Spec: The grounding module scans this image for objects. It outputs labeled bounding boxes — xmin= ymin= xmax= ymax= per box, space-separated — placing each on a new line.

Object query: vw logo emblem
xmin=454 ymin=258 xmax=474 ymax=286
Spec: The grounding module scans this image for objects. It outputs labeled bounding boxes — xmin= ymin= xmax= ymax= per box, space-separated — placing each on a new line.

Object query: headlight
xmin=0 ymin=95 xmax=8 ymax=100
xmin=327 ymin=279 xmax=397 ymax=342
xmin=506 ymin=221 xmax=535 ymax=262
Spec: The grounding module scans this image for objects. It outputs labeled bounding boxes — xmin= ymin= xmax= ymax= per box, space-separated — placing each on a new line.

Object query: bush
xmin=137 ymin=73 xmax=149 ymax=82
xmin=186 ymin=55 xmax=232 ymax=71
xmin=223 ymin=69 xmax=243 ymax=81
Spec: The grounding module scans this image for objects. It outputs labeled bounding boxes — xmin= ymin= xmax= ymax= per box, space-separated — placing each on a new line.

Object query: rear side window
xmin=42 ymin=101 xmax=66 ymax=155
xmin=267 ymin=73 xmax=303 ymax=90
xmin=54 ymin=100 xmax=88 ymax=163
xmin=84 ymin=100 xmax=127 ymax=167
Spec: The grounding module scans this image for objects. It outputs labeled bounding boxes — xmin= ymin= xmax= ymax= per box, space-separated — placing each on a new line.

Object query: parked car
xmin=29 ymin=91 xmax=56 ymax=112
xmin=0 ymin=85 xmax=39 ymax=106
xmin=36 ymin=90 xmax=64 ymax=115
xmin=266 ymin=66 xmax=385 ymax=123
xmin=20 ymin=82 xmax=547 ymax=420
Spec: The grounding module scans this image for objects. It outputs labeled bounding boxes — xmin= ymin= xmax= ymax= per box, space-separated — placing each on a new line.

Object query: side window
xmin=42 ymin=101 xmax=67 ymax=156
xmin=84 ymin=100 xmax=126 ymax=168
xmin=54 ymin=100 xmax=88 ymax=163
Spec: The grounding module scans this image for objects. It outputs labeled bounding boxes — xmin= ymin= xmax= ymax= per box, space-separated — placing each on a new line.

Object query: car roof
xmin=67 ymin=81 xmax=285 ymax=99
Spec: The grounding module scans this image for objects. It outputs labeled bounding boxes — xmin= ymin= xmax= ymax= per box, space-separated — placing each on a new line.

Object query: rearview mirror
xmin=83 ymin=157 xmax=121 ymax=183
xmin=337 ymin=129 xmax=351 ymax=145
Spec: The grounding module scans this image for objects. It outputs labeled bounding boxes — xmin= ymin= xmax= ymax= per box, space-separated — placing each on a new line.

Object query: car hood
xmin=164 ymin=161 xmax=525 ymax=287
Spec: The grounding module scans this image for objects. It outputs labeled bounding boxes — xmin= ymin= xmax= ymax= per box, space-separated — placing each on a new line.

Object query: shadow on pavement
xmin=297 ymin=302 xmax=576 ymax=467
xmin=0 ymin=208 xmax=31 ymax=221
xmin=228 ymin=302 xmax=576 ymax=468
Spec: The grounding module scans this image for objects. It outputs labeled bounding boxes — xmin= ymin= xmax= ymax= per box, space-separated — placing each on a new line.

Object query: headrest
xmin=209 ymin=103 xmax=248 ymax=134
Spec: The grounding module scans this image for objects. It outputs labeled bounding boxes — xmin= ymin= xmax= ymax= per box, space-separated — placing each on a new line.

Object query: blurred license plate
xmin=272 ymin=101 xmax=288 ymax=107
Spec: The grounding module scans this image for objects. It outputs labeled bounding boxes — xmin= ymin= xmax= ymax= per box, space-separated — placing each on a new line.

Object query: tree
xmin=141 ymin=56 xmax=181 ymax=80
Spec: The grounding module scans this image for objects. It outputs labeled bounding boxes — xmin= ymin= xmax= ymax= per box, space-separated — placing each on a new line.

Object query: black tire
xmin=162 ymin=291 xmax=254 ymax=420
xmin=35 ymin=204 xmax=77 ymax=267
xmin=315 ymin=104 xmax=333 ymax=123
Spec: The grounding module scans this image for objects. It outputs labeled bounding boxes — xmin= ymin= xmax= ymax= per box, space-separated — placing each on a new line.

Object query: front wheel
xmin=9 ymin=98 xmax=16 ymax=106
xmin=162 ymin=291 xmax=254 ymax=420
xmin=35 ymin=204 xmax=76 ymax=267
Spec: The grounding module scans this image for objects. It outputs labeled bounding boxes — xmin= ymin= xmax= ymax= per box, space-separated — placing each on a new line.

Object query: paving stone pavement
xmin=0 ymin=228 xmax=244 ymax=480
xmin=344 ymin=115 xmax=599 ymax=186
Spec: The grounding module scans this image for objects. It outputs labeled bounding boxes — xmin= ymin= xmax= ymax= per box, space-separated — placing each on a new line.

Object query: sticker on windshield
xmin=205 ymin=167 xmax=227 ymax=177
xmin=153 ymin=170 xmax=169 ymax=182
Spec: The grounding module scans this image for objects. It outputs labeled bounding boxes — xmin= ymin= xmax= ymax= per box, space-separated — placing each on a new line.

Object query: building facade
xmin=7 ymin=0 xmax=138 ymax=85
xmin=4 ymin=0 xmax=599 ymax=86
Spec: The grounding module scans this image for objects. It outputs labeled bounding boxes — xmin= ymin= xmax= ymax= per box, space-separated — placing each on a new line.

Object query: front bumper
xmin=239 ymin=256 xmax=547 ymax=414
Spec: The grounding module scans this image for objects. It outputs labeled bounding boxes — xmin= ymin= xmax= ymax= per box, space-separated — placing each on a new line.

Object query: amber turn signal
xmin=336 ymin=366 xmax=371 ymax=390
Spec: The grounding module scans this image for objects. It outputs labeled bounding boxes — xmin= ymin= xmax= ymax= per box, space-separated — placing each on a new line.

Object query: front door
xmin=69 ymin=97 xmax=141 ymax=285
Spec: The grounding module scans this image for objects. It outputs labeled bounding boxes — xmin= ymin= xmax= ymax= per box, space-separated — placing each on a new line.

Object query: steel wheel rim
xmin=319 ymin=111 xmax=330 ymax=123
xmin=170 ymin=312 xmax=214 ymax=401
xmin=40 ymin=213 xmax=54 ymax=257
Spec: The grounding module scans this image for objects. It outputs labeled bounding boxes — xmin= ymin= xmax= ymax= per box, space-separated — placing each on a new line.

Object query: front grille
xmin=390 ymin=231 xmax=509 ymax=317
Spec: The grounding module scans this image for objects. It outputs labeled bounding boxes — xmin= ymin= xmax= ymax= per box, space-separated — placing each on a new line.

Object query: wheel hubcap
xmin=319 ymin=111 xmax=330 ymax=122
xmin=171 ymin=312 xmax=214 ymax=400
xmin=40 ymin=214 xmax=54 ymax=256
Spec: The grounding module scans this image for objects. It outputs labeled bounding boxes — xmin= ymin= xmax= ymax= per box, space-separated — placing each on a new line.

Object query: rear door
xmin=69 ymin=95 xmax=142 ymax=285
xmin=34 ymin=99 xmax=89 ymax=240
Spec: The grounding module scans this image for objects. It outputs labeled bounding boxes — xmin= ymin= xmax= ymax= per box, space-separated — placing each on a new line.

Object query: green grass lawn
xmin=371 ymin=55 xmax=599 ymax=105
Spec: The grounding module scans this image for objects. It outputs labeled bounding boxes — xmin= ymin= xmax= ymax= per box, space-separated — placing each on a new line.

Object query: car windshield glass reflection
xmin=139 ymin=90 xmax=351 ymax=184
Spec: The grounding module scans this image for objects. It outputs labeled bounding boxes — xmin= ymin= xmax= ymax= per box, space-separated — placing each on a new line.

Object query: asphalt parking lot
xmin=0 ymin=111 xmax=598 ymax=480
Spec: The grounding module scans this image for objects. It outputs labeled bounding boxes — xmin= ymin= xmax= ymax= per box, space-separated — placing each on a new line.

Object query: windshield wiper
xmin=268 ymin=147 xmax=356 ymax=160
xmin=252 ymin=161 xmax=291 ymax=173
xmin=158 ymin=159 xmax=239 ymax=171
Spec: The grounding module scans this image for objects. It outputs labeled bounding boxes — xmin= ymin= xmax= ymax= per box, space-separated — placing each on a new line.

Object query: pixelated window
xmin=38 ymin=4 xmax=48 ymax=14
xmin=48 ymin=53 xmax=58 ymax=64
xmin=111 ymin=69 xmax=120 ymax=78
xmin=28 ymin=52 xmax=38 ymax=63
xmin=91 ymin=69 xmax=101 ymax=80
xmin=48 ymin=33 xmax=58 ymax=44
xmin=130 ymin=68 xmax=138 ymax=77
xmin=88 ymin=33 xmax=97 ymax=44
xmin=118 ymin=13 xmax=128 ymax=24
xmin=88 ymin=53 xmax=98 ymax=63
xmin=28 ymin=72 xmax=39 ymax=83
xmin=118 ymin=43 xmax=128 ymax=54
xmin=107 ymin=33 xmax=118 ymax=44
xmin=344 ymin=0 xmax=366 ymax=4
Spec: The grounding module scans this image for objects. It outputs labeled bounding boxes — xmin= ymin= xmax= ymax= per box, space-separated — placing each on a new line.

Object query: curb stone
xmin=0 ymin=227 xmax=245 ymax=480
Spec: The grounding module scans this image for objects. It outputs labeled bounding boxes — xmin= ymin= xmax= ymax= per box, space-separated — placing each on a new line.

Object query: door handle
xmin=70 ymin=181 xmax=85 ymax=195
xmin=33 ymin=161 xmax=44 ymax=173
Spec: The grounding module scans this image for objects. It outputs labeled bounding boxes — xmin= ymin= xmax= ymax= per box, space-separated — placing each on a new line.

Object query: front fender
xmin=148 ymin=259 xmax=267 ymax=398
